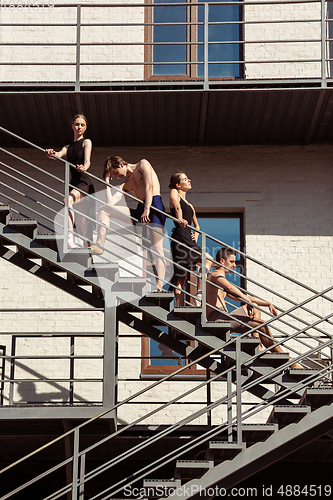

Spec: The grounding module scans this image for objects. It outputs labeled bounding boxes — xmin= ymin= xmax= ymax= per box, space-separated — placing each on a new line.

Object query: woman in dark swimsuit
xmin=169 ymin=172 xmax=213 ymax=307
xmin=46 ymin=114 xmax=95 ymax=248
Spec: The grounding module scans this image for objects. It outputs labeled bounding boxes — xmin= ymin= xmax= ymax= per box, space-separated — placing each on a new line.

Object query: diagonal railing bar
xmin=212 ymin=257 xmax=333 ymax=334
xmin=0 ymin=159 xmax=64 ymax=201
xmin=89 ymin=355 xmax=333 ymax=500
xmin=0 ymin=175 xmax=61 ymax=217
xmin=0 ymin=187 xmax=59 ymax=228
xmin=201 ymin=285 xmax=333 ymax=366
xmin=0 ymin=342 xmax=226 ymax=478
xmin=215 ymin=290 xmax=332 ymax=369
xmin=0 ymin=146 xmax=65 ymax=185
xmin=45 ymin=342 xmax=333 ymax=500
xmin=2 ymin=303 xmax=333 ymax=498
xmin=47 ymin=309 xmax=333 ymax=499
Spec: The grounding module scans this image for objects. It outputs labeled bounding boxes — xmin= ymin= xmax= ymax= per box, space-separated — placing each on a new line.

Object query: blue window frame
xmin=150 ymin=0 xmax=242 ymax=78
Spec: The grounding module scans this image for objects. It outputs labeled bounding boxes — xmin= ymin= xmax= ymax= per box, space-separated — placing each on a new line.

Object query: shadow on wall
xmin=16 ymin=380 xmax=69 ymax=404
xmin=9 ymin=361 xmax=90 ymax=405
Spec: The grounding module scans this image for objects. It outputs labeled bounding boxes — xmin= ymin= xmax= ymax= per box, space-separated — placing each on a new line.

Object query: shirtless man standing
xmin=206 ymin=247 xmax=302 ymax=368
xmin=90 ymin=156 xmax=166 ymax=292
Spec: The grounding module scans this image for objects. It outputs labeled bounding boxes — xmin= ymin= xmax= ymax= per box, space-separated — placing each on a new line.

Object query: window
xmin=145 ymin=0 xmax=243 ymax=80
xmin=141 ymin=213 xmax=243 ymax=376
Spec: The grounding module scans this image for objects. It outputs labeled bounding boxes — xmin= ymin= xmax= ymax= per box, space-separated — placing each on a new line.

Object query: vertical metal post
xmin=79 ymin=452 xmax=86 ymax=499
xmin=70 ymin=336 xmax=75 ymax=404
xmin=227 ymin=368 xmax=233 ymax=442
xmin=9 ymin=336 xmax=16 ymax=406
xmin=76 ymin=5 xmax=81 ymax=92
xmin=204 ymin=2 xmax=209 ymax=90
xmin=321 ymin=0 xmax=327 ymax=87
xmin=236 ymin=337 xmax=242 ymax=445
xmin=206 ymin=369 xmax=211 ymax=426
xmin=103 ymin=291 xmax=118 ymax=409
xmin=201 ymin=233 xmax=207 ymax=323
xmin=72 ymin=428 xmax=80 ymax=500
xmin=64 ymin=161 xmax=70 ymax=251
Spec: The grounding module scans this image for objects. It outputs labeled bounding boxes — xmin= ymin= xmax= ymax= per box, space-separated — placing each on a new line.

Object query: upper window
xmin=145 ymin=0 xmax=243 ymax=80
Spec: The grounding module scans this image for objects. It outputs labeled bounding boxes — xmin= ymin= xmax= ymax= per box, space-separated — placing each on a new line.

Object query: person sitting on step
xmin=206 ymin=247 xmax=303 ymax=369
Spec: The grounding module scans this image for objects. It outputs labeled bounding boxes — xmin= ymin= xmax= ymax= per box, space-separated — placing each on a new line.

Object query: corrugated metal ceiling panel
xmin=1 ymin=88 xmax=333 ymax=147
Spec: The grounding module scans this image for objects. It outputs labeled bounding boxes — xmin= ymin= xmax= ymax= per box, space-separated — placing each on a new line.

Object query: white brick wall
xmin=0 ymin=0 xmax=326 ymax=82
xmin=1 ymin=143 xmax=332 ymax=423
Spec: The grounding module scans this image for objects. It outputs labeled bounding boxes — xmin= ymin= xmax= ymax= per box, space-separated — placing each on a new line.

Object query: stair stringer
xmin=0 ymin=242 xmax=103 ymax=308
xmin=164 ymin=402 xmax=333 ymax=500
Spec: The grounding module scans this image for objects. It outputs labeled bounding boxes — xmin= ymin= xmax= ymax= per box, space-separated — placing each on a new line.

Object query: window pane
xmin=153 ymin=0 xmax=187 ymax=75
xmin=197 ymin=0 xmax=241 ymax=77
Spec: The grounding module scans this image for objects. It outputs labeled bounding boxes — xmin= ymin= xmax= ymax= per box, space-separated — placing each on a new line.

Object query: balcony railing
xmin=0 ymin=0 xmax=333 ymax=90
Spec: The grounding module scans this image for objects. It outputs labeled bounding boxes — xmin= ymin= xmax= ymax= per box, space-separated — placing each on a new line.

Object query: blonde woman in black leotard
xmin=169 ymin=172 xmax=213 ymax=307
xmin=46 ymin=114 xmax=95 ymax=248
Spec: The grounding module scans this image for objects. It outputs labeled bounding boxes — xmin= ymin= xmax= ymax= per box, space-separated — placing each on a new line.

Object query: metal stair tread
xmin=176 ymin=460 xmax=214 ymax=469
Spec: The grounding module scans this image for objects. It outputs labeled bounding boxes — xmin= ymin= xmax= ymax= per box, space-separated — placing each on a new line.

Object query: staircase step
xmin=289 ymin=367 xmax=321 ymax=381
xmin=227 ymin=423 xmax=278 ymax=443
xmin=175 ymin=460 xmax=214 ymax=479
xmin=112 ymin=277 xmax=147 ymax=296
xmin=7 ymin=219 xmax=38 ymax=239
xmin=143 ymin=479 xmax=181 ymax=497
xmin=35 ymin=233 xmax=61 ymax=252
xmin=86 ymin=263 xmax=119 ymax=282
xmin=0 ymin=205 xmax=11 ymax=224
xmin=173 ymin=307 xmax=202 ymax=325
xmin=208 ymin=441 xmax=245 ymax=460
xmin=61 ymin=248 xmax=92 ymax=268
xmin=257 ymin=353 xmax=290 ymax=368
xmin=201 ymin=320 xmax=231 ymax=340
xmin=298 ymin=387 xmax=333 ymax=410
xmin=145 ymin=291 xmax=175 ymax=311
xmin=266 ymin=405 xmax=310 ymax=427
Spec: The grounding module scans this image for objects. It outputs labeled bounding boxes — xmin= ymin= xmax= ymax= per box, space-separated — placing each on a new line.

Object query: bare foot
xmin=90 ymin=245 xmax=104 ymax=255
xmin=290 ymin=359 xmax=303 ymax=369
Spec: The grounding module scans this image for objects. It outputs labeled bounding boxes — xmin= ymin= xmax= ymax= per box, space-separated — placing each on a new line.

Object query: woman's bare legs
xmin=174 ymin=276 xmax=187 ymax=307
xmin=66 ymin=188 xmax=88 ymax=248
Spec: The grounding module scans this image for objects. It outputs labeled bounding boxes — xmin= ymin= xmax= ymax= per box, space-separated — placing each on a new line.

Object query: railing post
xmin=72 ymin=428 xmax=80 ymax=500
xmin=201 ymin=233 xmax=207 ymax=323
xmin=236 ymin=336 xmax=242 ymax=445
xmin=321 ymin=0 xmax=327 ymax=87
xmin=70 ymin=336 xmax=75 ymax=404
xmin=103 ymin=292 xmax=118 ymax=409
xmin=206 ymin=369 xmax=211 ymax=426
xmin=204 ymin=2 xmax=209 ymax=90
xmin=227 ymin=368 xmax=233 ymax=442
xmin=9 ymin=335 xmax=16 ymax=406
xmin=64 ymin=161 xmax=70 ymax=251
xmin=79 ymin=452 xmax=86 ymax=499
xmin=76 ymin=4 xmax=81 ymax=92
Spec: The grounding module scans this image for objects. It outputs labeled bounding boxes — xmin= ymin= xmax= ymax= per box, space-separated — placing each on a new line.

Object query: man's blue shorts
xmin=130 ymin=195 xmax=166 ymax=227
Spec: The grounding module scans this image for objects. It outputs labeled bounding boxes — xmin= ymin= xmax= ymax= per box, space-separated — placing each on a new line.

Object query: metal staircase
xmin=0 ymin=126 xmax=332 ymax=499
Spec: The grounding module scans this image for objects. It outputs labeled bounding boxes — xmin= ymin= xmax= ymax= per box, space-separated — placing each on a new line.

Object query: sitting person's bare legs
xmin=245 ymin=306 xmax=302 ymax=369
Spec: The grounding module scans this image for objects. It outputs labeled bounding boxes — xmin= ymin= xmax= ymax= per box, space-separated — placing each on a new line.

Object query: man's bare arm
xmin=104 ymin=175 xmax=126 ymax=206
xmin=139 ymin=160 xmax=154 ymax=223
xmin=215 ymin=275 xmax=254 ymax=315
